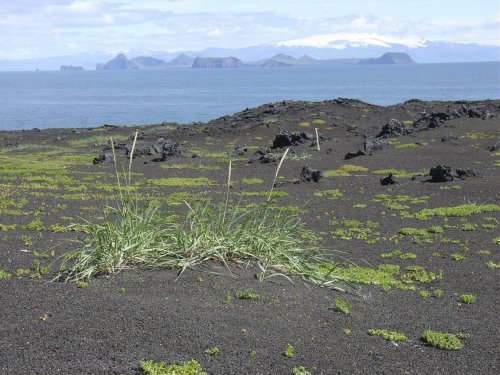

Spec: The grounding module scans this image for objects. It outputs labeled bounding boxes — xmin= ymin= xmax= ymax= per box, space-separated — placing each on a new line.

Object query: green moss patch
xmin=139 ymin=359 xmax=207 ymax=375
xmin=368 ymin=329 xmax=407 ymax=341
xmin=324 ymin=165 xmax=369 ymax=177
xmin=417 ymin=204 xmax=500 ymax=218
xmin=421 ymin=330 xmax=463 ymax=350
xmin=148 ymin=177 xmax=217 ymax=187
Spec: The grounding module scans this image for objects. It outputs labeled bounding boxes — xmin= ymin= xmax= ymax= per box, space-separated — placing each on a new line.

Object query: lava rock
xmin=300 ymin=166 xmax=323 ymax=183
xmin=271 ymin=128 xmax=311 ymax=149
xmin=429 ymin=165 xmax=454 ymax=182
xmin=160 ymin=140 xmax=184 ymax=161
xmin=376 ymin=119 xmax=413 ymax=138
xmin=345 ymin=150 xmax=366 ymax=160
xmin=364 ymin=138 xmax=388 ymax=153
xmin=380 ymin=173 xmax=397 ymax=185
xmin=455 ymin=168 xmax=480 ymax=178
xmin=93 ymin=153 xmax=113 ymax=164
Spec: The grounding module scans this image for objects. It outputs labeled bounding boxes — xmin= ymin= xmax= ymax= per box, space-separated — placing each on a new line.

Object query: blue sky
xmin=1 ymin=0 xmax=498 ymax=59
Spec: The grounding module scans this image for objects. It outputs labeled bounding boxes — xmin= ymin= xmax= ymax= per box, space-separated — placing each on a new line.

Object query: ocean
xmin=0 ymin=62 xmax=499 ymax=131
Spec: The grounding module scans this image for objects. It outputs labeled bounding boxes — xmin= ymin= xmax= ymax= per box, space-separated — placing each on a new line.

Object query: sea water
xmin=0 ymin=61 xmax=499 ymax=130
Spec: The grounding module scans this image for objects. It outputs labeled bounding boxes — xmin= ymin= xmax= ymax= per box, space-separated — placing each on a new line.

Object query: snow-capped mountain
xmin=268 ymin=33 xmax=427 ymax=49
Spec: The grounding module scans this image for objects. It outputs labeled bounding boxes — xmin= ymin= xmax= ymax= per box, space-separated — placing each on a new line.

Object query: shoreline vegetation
xmin=0 ymin=98 xmax=499 ymax=374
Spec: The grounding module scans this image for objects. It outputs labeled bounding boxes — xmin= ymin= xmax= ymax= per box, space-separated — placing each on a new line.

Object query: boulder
xmin=364 ymin=138 xmax=387 ymax=153
xmin=271 ymin=129 xmax=313 ymax=149
xmin=455 ymin=168 xmax=479 ymax=178
xmin=376 ymin=119 xmax=412 ymax=138
xmin=93 ymin=153 xmax=113 ymax=164
xmin=160 ymin=140 xmax=184 ymax=161
xmin=380 ymin=173 xmax=397 ymax=185
xmin=429 ymin=165 xmax=454 ymax=182
xmin=300 ymin=166 xmax=323 ymax=183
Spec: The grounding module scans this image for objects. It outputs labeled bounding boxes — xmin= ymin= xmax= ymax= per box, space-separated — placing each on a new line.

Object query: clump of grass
xmin=434 ymin=289 xmax=444 ymax=297
xmin=139 ymin=359 xmax=207 ymax=375
xmin=235 ymin=289 xmax=261 ymax=300
xmin=459 ymin=294 xmax=476 ymax=304
xmin=368 ymin=329 xmax=407 ymax=341
xmin=332 ymin=298 xmax=351 ymax=314
xmin=60 ymin=139 xmax=355 ymax=294
xmin=421 ymin=330 xmax=463 ymax=350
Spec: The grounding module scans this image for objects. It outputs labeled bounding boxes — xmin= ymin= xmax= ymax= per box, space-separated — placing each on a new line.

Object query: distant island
xmin=60 ymin=65 xmax=85 ymax=71
xmin=93 ymin=52 xmax=415 ymax=70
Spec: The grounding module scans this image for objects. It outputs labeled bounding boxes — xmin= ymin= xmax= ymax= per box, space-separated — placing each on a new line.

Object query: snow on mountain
xmin=269 ymin=33 xmax=427 ymax=49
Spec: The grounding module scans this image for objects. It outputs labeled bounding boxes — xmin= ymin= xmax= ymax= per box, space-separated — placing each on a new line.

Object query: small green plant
xmin=332 ymin=298 xmax=351 ymax=314
xmin=293 ymin=367 xmax=312 ymax=375
xmin=20 ymin=235 xmax=33 ymax=246
xmin=24 ymin=218 xmax=45 ymax=231
xmin=427 ymin=226 xmax=444 ymax=234
xmin=343 ymin=328 xmax=352 ymax=336
xmin=224 ymin=290 xmax=232 ymax=306
xmin=15 ymin=268 xmax=31 ymax=277
xmin=434 ymin=289 xmax=444 ymax=298
xmin=421 ymin=330 xmax=463 ymax=350
xmin=368 ymin=329 xmax=407 ymax=341
xmin=381 ymin=249 xmax=417 ymax=259
xmin=477 ymin=249 xmax=491 ymax=255
xmin=459 ymin=294 xmax=476 ymax=304
xmin=249 ymin=350 xmax=257 ymax=358
xmin=461 ymin=223 xmax=477 ymax=231
xmin=284 ymin=344 xmax=294 ymax=358
xmin=419 ymin=290 xmax=430 ymax=299
xmin=76 ymin=281 xmax=89 ymax=288
xmin=235 ymin=289 xmax=261 ymax=300
xmin=139 ymin=359 xmax=207 ymax=375
xmin=485 ymin=261 xmax=500 ymax=269
xmin=196 ymin=276 xmax=203 ymax=283
xmin=0 ymin=269 xmax=12 ymax=280
xmin=451 ymin=253 xmax=465 ymax=261
xmin=204 ymin=346 xmax=220 ymax=356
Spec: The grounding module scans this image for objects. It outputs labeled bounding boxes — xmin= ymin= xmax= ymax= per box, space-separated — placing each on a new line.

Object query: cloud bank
xmin=0 ymin=0 xmax=498 ymax=59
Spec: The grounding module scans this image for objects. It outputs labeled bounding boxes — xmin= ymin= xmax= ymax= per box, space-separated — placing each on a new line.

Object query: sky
xmin=0 ymin=0 xmax=499 ymax=60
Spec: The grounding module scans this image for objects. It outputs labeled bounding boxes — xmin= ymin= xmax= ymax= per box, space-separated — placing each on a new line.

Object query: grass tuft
xmin=139 ymin=359 xmax=207 ymax=375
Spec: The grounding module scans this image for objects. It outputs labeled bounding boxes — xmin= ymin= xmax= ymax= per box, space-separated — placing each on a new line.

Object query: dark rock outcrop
xmin=429 ymin=165 xmax=454 ymax=182
xmin=376 ymin=119 xmax=412 ymax=138
xmin=345 ymin=150 xmax=366 ymax=160
xmin=380 ymin=173 xmax=397 ymax=185
xmin=364 ymin=138 xmax=388 ymax=153
xmin=93 ymin=153 xmax=113 ymax=164
xmin=455 ymin=168 xmax=480 ymax=178
xmin=271 ymin=129 xmax=314 ymax=149
xmin=160 ymin=140 xmax=184 ymax=161
xmin=300 ymin=166 xmax=323 ymax=183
